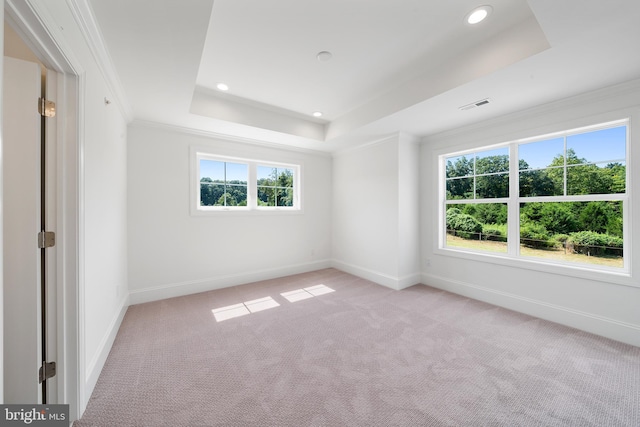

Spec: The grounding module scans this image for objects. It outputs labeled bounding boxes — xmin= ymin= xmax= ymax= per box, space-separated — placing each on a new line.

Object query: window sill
xmin=191 ymin=207 xmax=304 ymax=217
xmin=435 ymin=246 xmax=634 ymax=288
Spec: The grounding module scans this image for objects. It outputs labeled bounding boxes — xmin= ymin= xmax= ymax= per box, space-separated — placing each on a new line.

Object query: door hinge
xmin=39 ymin=361 xmax=56 ymax=383
xmin=38 ymin=97 xmax=56 ymax=117
xmin=38 ymin=231 xmax=56 ymax=249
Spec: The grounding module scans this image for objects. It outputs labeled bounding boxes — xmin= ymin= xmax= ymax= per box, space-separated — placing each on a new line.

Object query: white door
xmin=3 ymin=56 xmax=43 ymax=403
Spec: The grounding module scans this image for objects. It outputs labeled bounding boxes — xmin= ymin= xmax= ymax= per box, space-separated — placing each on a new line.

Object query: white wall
xmin=398 ymin=133 xmax=421 ymax=283
xmin=82 ymin=69 xmax=128 ymax=388
xmin=332 ymin=133 xmax=421 ymax=289
xmin=127 ymin=123 xmax=332 ymax=304
xmin=420 ymin=79 xmax=640 ymax=347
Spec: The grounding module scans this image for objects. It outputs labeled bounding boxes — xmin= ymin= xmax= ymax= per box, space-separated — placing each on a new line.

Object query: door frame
xmin=3 ymin=0 xmax=84 ymax=420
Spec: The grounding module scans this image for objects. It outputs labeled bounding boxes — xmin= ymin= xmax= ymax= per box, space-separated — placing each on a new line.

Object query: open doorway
xmin=3 ymin=0 xmax=83 ymax=421
xmin=3 ymin=20 xmax=58 ymax=405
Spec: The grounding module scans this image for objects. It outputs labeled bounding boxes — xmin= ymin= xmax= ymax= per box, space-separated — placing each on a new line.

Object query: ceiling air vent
xmin=459 ymin=98 xmax=491 ymax=111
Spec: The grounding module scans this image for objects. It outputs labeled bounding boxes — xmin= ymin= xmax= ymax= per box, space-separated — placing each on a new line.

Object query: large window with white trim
xmin=193 ymin=151 xmax=301 ymax=212
xmin=441 ymin=120 xmax=629 ymax=272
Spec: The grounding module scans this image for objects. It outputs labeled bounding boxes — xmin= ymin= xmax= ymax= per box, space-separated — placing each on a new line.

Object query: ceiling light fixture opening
xmin=312 ymin=111 xmax=323 ymax=118
xmin=466 ymin=5 xmax=493 ymax=25
xmin=216 ymin=83 xmax=229 ymax=91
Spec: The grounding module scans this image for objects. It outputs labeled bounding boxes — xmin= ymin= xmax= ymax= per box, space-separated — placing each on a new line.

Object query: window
xmin=257 ymin=166 xmax=295 ymax=207
xmin=193 ymin=151 xmax=300 ymax=212
xmin=200 ymin=160 xmax=248 ymax=207
xmin=441 ymin=120 xmax=628 ymax=272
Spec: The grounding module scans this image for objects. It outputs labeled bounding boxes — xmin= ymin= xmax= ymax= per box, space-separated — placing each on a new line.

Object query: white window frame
xmin=438 ymin=119 xmax=631 ymax=279
xmin=191 ymin=148 xmax=302 ymax=215
xmin=196 ymin=154 xmax=251 ymax=210
xmin=255 ymin=162 xmax=299 ymax=210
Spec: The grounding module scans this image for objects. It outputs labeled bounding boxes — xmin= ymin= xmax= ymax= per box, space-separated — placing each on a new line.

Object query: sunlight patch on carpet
xmin=212 ymin=296 xmax=280 ymax=321
xmin=245 ymin=296 xmax=280 ymax=313
xmin=211 ymin=303 xmax=251 ymax=322
xmin=281 ymin=284 xmax=335 ymax=302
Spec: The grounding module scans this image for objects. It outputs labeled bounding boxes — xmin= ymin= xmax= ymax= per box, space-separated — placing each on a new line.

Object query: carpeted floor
xmin=74 ymin=268 xmax=640 ymax=426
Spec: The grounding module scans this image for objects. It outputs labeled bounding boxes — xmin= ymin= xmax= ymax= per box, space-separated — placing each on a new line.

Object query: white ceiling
xmin=89 ymin=0 xmax=640 ymax=153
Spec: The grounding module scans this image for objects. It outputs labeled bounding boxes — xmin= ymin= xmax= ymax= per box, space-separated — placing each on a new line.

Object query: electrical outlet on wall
xmin=424 ymin=258 xmax=431 ymax=267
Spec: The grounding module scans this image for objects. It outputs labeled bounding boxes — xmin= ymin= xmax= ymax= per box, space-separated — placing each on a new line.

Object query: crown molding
xmin=66 ymin=0 xmax=133 ymax=121
xmin=130 ymin=119 xmax=333 ymax=158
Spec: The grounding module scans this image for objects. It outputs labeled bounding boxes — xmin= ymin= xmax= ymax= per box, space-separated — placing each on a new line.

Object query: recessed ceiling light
xmin=216 ymin=83 xmax=229 ymax=91
xmin=316 ymin=51 xmax=333 ymax=62
xmin=312 ymin=111 xmax=323 ymax=118
xmin=466 ymin=5 xmax=492 ymax=25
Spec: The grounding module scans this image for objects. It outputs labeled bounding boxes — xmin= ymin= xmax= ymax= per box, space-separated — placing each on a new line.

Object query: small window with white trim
xmin=193 ymin=150 xmax=301 ymax=213
xmin=257 ymin=165 xmax=295 ymax=207
xmin=199 ymin=159 xmax=248 ymax=207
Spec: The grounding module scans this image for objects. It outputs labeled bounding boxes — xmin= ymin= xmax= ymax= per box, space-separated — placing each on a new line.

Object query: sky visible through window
xmin=200 ymin=160 xmax=248 ymax=181
xmin=519 ymin=126 xmax=626 ymax=170
xmin=448 ymin=126 xmax=626 ymax=173
xmin=257 ymin=166 xmax=273 ymax=181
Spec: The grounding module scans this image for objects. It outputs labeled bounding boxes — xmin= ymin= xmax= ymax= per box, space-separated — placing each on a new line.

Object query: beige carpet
xmin=74 ymin=269 xmax=640 ymax=426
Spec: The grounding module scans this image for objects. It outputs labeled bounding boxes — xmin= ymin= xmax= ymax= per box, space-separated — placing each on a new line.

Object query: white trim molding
xmin=84 ymin=295 xmax=128 ymax=398
xmin=66 ymin=0 xmax=133 ymax=121
xmin=331 ymin=260 xmax=421 ymax=291
xmin=129 ymin=260 xmax=332 ymax=305
xmin=4 ymin=0 xmax=85 ymax=420
xmin=422 ymin=272 xmax=640 ymax=347
xmin=131 ymin=119 xmax=332 ymax=159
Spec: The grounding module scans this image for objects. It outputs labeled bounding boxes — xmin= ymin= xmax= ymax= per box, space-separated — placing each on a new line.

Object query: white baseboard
xmin=129 ymin=260 xmax=332 ymax=305
xmin=422 ymin=272 xmax=640 ymax=348
xmin=331 ymin=260 xmax=421 ymax=290
xmin=84 ymin=294 xmax=130 ymax=401
xmin=398 ymin=272 xmax=423 ymax=290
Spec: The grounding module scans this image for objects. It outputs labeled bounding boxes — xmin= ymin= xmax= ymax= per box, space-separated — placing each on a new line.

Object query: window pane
xmin=446 ymin=177 xmax=473 ymax=200
xmin=226 ymin=162 xmax=248 ymax=182
xmin=476 ymin=173 xmax=509 ymax=199
xmin=277 ymin=188 xmax=294 ymax=207
xmin=567 ymin=126 xmax=626 ymax=165
xmin=603 ymin=161 xmax=626 ymax=193
xmin=199 ymin=160 xmax=248 ymax=207
xmin=567 ymin=163 xmax=626 ymax=195
xmin=200 ymin=159 xmax=224 ymax=181
xmin=446 ymin=203 xmax=507 ymax=253
xmin=475 ymin=147 xmax=509 ymax=174
xmin=519 ymin=168 xmax=563 ymax=197
xmin=520 ymin=201 xmax=623 ymax=268
xmin=200 ymin=182 xmax=224 ymax=206
xmin=257 ymin=166 xmax=276 ymax=186
xmin=445 ymin=155 xmax=473 ymax=178
xmin=276 ymin=168 xmax=294 ymax=188
xmin=519 ymin=137 xmax=564 ymax=170
xmin=224 ymin=184 xmax=248 ymax=206
xmin=257 ymin=186 xmax=275 ymax=206
xmin=257 ymin=166 xmax=295 ymax=207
